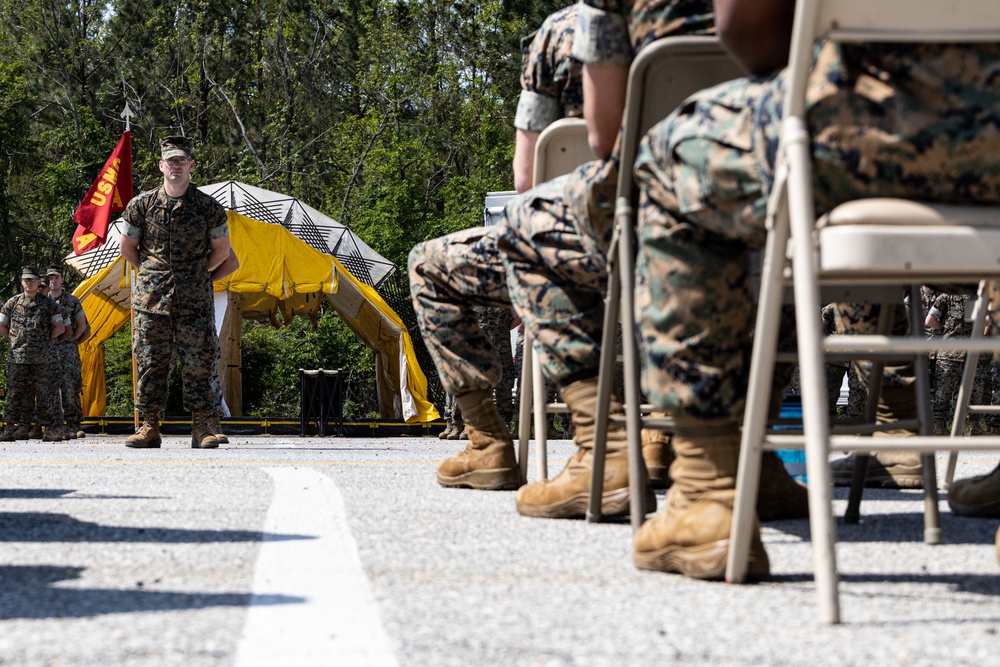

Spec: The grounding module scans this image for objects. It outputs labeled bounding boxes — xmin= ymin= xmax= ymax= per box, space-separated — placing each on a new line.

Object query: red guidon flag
xmin=71 ymin=130 xmax=133 ymax=255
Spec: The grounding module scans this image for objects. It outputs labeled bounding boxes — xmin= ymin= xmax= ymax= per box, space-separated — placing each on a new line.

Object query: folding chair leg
xmin=532 ymin=348 xmax=549 ymax=481
xmin=615 ymin=199 xmax=650 ymax=532
xmin=517 ymin=333 xmax=534 ymax=486
xmin=945 ymin=281 xmax=989 ymax=488
xmin=844 ymin=306 xmax=891 ymax=524
xmin=728 ymin=214 xmax=788 ymax=584
xmin=908 ymin=284 xmax=942 ymax=545
xmin=588 ymin=235 xmax=624 ymax=523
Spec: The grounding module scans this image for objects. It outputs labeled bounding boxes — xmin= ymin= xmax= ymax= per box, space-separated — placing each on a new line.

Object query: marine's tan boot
xmin=191 ymin=411 xmax=220 ymax=449
xmin=0 ymin=424 xmax=15 ymax=442
xmin=446 ymin=420 xmax=465 ymax=440
xmin=69 ymin=423 xmax=86 ymax=439
xmin=12 ymin=425 xmax=30 ymax=440
xmin=209 ymin=415 xmax=229 ymax=444
xmin=515 ymin=377 xmax=655 ymax=519
xmin=126 ymin=411 xmax=162 ymax=448
xmin=831 ymin=384 xmax=923 ymax=488
xmin=437 ymin=421 xmax=457 ymax=439
xmin=633 ymin=415 xmax=769 ymax=580
xmin=436 ymin=390 xmax=518 ymax=490
xmin=28 ymin=424 xmax=42 ymax=440
xmin=757 ymin=452 xmax=810 ymax=521
xmin=948 ymin=463 xmax=1000 ymax=518
xmin=642 ymin=425 xmax=674 ymax=489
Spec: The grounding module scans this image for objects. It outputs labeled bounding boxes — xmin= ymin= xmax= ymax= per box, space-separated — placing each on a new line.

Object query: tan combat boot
xmin=69 ymin=423 xmax=86 ymax=439
xmin=642 ymin=424 xmax=674 ymax=489
xmin=126 ymin=411 xmax=162 ymax=448
xmin=831 ymin=384 xmax=922 ymax=488
xmin=948 ymin=463 xmax=1000 ymax=518
xmin=191 ymin=411 xmax=220 ymax=449
xmin=633 ymin=415 xmax=769 ymax=581
xmin=515 ymin=377 xmax=656 ymax=519
xmin=13 ymin=425 xmax=31 ymax=440
xmin=41 ymin=426 xmax=63 ymax=442
xmin=436 ymin=390 xmax=519 ymax=489
xmin=28 ymin=424 xmax=43 ymax=440
xmin=0 ymin=424 xmax=16 ymax=442
xmin=756 ymin=452 xmax=810 ymax=521
xmin=209 ymin=415 xmax=229 ymax=444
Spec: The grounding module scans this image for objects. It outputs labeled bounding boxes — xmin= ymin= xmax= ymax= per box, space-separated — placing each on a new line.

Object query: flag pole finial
xmin=120 ymin=102 xmax=135 ymax=131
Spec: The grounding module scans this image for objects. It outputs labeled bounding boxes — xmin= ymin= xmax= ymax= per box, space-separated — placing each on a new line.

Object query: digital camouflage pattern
xmin=634 ymin=41 xmax=1000 ymax=419
xmin=929 ymin=293 xmax=970 ymax=422
xmin=51 ymin=290 xmax=86 ymax=423
xmin=475 ymin=305 xmax=515 ymax=422
xmin=515 ymin=4 xmax=583 ymax=133
xmin=1 ymin=292 xmax=62 ymax=426
xmin=121 ymin=185 xmax=227 ymax=316
xmin=122 ymin=184 xmax=226 ymax=413
xmin=409 ymin=3 xmax=592 ymax=397
xmin=409 ymin=226 xmax=512 ymax=397
xmin=133 ymin=309 xmax=219 ymax=413
xmin=498 ymin=0 xmax=713 ymax=385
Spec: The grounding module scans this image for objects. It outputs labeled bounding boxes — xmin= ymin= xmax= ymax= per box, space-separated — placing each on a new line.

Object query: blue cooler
xmin=775 ymin=398 xmax=807 ymax=483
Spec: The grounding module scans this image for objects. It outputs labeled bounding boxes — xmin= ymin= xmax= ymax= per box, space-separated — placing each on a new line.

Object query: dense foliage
xmin=0 ymin=0 xmax=565 ymax=417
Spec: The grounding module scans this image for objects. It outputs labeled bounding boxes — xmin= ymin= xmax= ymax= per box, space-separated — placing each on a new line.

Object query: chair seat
xmin=817 ymin=199 xmax=1000 ymax=278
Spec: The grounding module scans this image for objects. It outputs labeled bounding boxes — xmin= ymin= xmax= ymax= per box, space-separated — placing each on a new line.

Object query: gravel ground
xmin=1 ymin=435 xmax=998 ymax=666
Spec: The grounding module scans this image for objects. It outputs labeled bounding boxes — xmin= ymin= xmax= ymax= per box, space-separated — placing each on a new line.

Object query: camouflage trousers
xmin=4 ymin=362 xmax=58 ymax=426
xmin=969 ymin=353 xmax=1000 ymax=428
xmin=931 ymin=353 xmax=967 ymax=423
xmin=133 ymin=308 xmax=220 ymax=414
xmin=54 ymin=342 xmax=84 ymax=423
xmin=409 ymin=226 xmax=514 ymax=397
xmin=475 ymin=306 xmax=515 ymax=422
xmin=497 ymin=157 xmax=619 ymax=385
xmin=634 ymin=75 xmax=919 ymax=420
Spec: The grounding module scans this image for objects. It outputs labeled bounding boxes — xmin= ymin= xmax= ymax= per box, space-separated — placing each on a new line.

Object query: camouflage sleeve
xmin=120 ymin=193 xmax=146 ymax=240
xmin=516 ymin=6 xmax=582 ymax=132
xmin=207 ymin=199 xmax=229 ymax=241
xmin=573 ymin=0 xmax=633 ymax=65
xmin=0 ymin=297 xmax=11 ymax=326
xmin=71 ymin=295 xmax=86 ymax=322
xmin=48 ymin=299 xmax=63 ymax=326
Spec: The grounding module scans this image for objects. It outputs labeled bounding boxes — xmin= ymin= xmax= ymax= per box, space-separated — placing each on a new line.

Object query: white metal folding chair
xmin=587 ymin=37 xmax=744 ymax=525
xmin=726 ymin=0 xmax=1000 ymax=624
xmin=944 ymin=282 xmax=999 ymax=486
xmin=517 ymin=118 xmax=594 ymax=484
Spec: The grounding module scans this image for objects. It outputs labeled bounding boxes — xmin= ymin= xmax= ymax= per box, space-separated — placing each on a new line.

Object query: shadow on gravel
xmin=0 ymin=565 xmax=302 ymax=619
xmin=0 ymin=512 xmax=314 ymax=543
xmin=0 ymin=489 xmax=167 ymax=500
xmin=767 ymin=512 xmax=997 ymax=545
xmin=767 ymin=571 xmax=1000 ymax=596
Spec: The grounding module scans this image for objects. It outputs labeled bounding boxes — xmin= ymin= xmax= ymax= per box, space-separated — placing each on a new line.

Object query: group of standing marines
xmin=1 ymin=135 xmax=235 ymax=450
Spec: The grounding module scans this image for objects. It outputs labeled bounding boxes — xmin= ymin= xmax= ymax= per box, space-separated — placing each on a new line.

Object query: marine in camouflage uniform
xmin=927 ymin=292 xmax=971 ymax=432
xmin=632 ymin=0 xmax=1000 ymax=573
xmin=119 ymin=136 xmax=230 ymax=449
xmin=494 ymin=0 xmax=722 ymax=517
xmin=0 ymin=266 xmax=66 ymax=442
xmin=46 ymin=267 xmax=88 ymax=439
xmin=409 ymin=5 xmax=587 ymax=491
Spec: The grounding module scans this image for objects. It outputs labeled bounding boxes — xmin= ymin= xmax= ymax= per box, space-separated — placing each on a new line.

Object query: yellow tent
xmin=72 ymin=210 xmax=439 ymax=422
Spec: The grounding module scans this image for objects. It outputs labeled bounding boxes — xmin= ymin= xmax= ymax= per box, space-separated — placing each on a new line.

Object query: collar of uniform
xmin=156 ymin=183 xmax=196 ymax=206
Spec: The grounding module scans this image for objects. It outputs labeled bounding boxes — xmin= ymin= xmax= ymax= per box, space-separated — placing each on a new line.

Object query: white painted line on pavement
xmin=235 ymin=467 xmax=398 ymax=667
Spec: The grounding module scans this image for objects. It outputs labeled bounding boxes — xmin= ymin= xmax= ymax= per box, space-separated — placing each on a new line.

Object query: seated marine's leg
xmin=409 ymin=226 xmax=518 ymax=490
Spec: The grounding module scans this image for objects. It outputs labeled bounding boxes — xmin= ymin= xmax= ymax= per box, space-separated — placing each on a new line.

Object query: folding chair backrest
xmin=617 ymin=37 xmax=744 ymax=199
xmin=532 ymin=118 xmax=593 ymax=186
